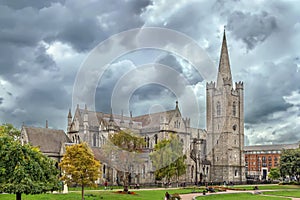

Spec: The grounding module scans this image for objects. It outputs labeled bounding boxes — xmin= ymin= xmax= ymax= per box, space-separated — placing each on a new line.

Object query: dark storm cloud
xmin=227 ymin=11 xmax=278 ymax=50
xmin=0 ymin=0 xmax=65 ymax=10
xmin=157 ymin=54 xmax=203 ymax=85
xmin=131 ymin=84 xmax=175 ymax=101
xmin=244 ymin=58 xmax=300 ymax=124
xmin=35 ymin=46 xmax=58 ymax=71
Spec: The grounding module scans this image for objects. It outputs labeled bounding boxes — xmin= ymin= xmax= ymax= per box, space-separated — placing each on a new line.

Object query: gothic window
xmin=154 ymin=134 xmax=158 ymax=145
xmin=235 ymin=170 xmax=238 ymax=176
xmin=103 ymin=165 xmax=106 ymax=178
xmin=216 ymin=101 xmax=221 ymax=116
xmin=191 ymin=165 xmax=194 ymax=179
xmin=142 ymin=165 xmax=146 ymax=178
xmin=93 ymin=133 xmax=97 ymax=147
xmin=147 ymin=137 xmax=150 ymax=148
xmin=233 ymin=101 xmax=237 ymax=116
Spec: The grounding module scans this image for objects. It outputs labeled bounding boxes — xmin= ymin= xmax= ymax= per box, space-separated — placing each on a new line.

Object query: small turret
xmin=67 ymin=109 xmax=72 ymax=132
xmin=206 ymin=81 xmax=215 ymax=90
xmin=120 ymin=110 xmax=124 ymax=126
xmin=129 ymin=111 xmax=133 ymax=128
xmin=235 ymin=81 xmax=244 ymax=90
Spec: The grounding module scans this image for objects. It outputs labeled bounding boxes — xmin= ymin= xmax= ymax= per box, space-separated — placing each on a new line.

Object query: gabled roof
xmin=133 ymin=109 xmax=177 ymax=127
xmin=23 ymin=126 xmax=71 ymax=155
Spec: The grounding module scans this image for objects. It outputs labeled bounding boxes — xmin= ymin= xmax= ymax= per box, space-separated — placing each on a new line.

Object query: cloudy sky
xmin=0 ymin=0 xmax=299 ymax=145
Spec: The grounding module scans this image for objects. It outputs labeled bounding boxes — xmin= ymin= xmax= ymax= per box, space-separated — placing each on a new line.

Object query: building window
xmin=235 ymin=170 xmax=238 ymax=176
xmin=93 ymin=133 xmax=97 ymax=147
xmin=268 ymin=156 xmax=272 ymax=161
xmin=233 ymin=101 xmax=237 ymax=116
xmin=217 ymin=102 xmax=221 ymax=116
xmin=154 ymin=134 xmax=158 ymax=145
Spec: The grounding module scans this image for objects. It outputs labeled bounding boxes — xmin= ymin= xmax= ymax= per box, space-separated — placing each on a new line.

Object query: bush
xmin=171 ymin=193 xmax=181 ymax=200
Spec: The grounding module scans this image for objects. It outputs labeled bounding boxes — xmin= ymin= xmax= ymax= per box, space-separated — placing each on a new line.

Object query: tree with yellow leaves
xmin=59 ymin=143 xmax=101 ymax=200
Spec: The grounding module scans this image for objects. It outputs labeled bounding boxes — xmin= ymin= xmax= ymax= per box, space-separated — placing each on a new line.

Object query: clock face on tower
xmin=233 ymin=124 xmax=237 ymax=131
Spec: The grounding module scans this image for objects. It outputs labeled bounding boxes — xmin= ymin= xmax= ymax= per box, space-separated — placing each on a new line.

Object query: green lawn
xmin=227 ymin=184 xmax=300 ymax=190
xmin=196 ymin=193 xmax=291 ymax=200
xmin=263 ymin=190 xmax=300 ymax=198
xmin=0 ymin=189 xmax=192 ymax=200
xmin=1 ymin=185 xmax=300 ymax=200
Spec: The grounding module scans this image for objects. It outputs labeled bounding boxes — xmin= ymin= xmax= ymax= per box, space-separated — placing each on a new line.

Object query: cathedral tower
xmin=206 ymin=30 xmax=245 ymax=183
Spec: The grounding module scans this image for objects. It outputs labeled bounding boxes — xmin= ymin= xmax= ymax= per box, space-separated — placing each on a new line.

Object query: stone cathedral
xmin=21 ymin=30 xmax=246 ymax=185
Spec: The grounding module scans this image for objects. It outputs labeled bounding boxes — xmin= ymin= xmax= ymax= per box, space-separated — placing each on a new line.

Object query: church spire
xmin=217 ymin=28 xmax=232 ymax=88
xmin=109 ymin=108 xmax=114 ymax=122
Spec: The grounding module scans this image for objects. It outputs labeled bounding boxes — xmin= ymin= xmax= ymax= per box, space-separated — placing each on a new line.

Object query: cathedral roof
xmin=22 ymin=126 xmax=71 ymax=156
xmin=133 ymin=109 xmax=176 ymax=127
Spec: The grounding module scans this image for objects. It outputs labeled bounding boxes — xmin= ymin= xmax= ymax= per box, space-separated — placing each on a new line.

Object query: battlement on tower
xmin=206 ymin=81 xmax=215 ymax=89
xmin=235 ymin=81 xmax=244 ymax=89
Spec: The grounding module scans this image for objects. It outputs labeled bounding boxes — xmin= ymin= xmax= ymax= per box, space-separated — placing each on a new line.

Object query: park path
xmin=180 ymin=190 xmax=300 ymax=200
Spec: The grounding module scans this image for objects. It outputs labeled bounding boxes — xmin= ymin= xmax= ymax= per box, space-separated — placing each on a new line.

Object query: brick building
xmin=244 ymin=143 xmax=299 ymax=180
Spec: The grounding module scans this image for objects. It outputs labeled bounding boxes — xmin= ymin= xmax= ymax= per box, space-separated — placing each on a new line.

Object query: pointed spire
xmin=68 ymin=109 xmax=72 ymax=118
xmin=109 ymin=108 xmax=114 ymax=122
xmin=120 ymin=110 xmax=124 ymax=123
xmin=175 ymin=101 xmax=179 ymax=109
xmin=129 ymin=111 xmax=133 ymax=127
xmin=217 ymin=28 xmax=232 ymax=88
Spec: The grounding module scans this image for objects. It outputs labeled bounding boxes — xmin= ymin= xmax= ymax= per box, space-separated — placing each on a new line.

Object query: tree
xmin=0 ymin=126 xmax=60 ymax=200
xmin=104 ymin=130 xmax=145 ymax=188
xmin=108 ymin=130 xmax=145 ymax=152
xmin=150 ymin=134 xmax=187 ymax=185
xmin=280 ymin=148 xmax=300 ymax=182
xmin=268 ymin=168 xmax=280 ymax=181
xmin=0 ymin=123 xmax=20 ymax=139
xmin=59 ymin=143 xmax=101 ymax=200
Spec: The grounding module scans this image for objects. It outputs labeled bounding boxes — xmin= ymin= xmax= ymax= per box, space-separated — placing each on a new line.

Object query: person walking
xmin=165 ymin=191 xmax=171 ymax=200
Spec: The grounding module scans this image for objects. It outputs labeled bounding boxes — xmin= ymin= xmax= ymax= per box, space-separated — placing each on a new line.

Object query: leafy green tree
xmin=0 ymin=127 xmax=60 ymax=200
xmin=105 ymin=130 xmax=145 ymax=187
xmin=280 ymin=148 xmax=300 ymax=182
xmin=0 ymin=123 xmax=20 ymax=139
xmin=59 ymin=142 xmax=101 ymax=200
xmin=109 ymin=130 xmax=145 ymax=152
xmin=150 ymin=134 xmax=187 ymax=185
xmin=268 ymin=168 xmax=281 ymax=180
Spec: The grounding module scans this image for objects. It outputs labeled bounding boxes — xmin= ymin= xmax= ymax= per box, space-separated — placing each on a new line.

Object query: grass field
xmin=227 ymin=184 xmax=300 ymax=190
xmin=0 ymin=189 xmax=191 ymax=200
xmin=1 ymin=185 xmax=300 ymax=200
xmin=196 ymin=193 xmax=291 ymax=200
xmin=263 ymin=190 xmax=300 ymax=198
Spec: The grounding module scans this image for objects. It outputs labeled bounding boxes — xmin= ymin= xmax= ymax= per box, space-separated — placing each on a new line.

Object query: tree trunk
xmin=81 ymin=185 xmax=84 ymax=200
xmin=16 ymin=192 xmax=21 ymax=200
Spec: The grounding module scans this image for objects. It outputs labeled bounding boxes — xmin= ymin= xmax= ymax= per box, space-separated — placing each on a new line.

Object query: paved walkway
xmin=180 ymin=190 xmax=300 ymax=200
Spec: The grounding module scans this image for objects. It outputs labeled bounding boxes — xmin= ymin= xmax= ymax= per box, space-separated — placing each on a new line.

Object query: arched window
xmin=217 ymin=101 xmax=221 ymax=116
xmin=93 ymin=133 xmax=97 ymax=147
xmin=191 ymin=165 xmax=194 ymax=179
xmin=233 ymin=101 xmax=237 ymax=116
xmin=235 ymin=169 xmax=238 ymax=177
xmin=154 ymin=134 xmax=158 ymax=145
